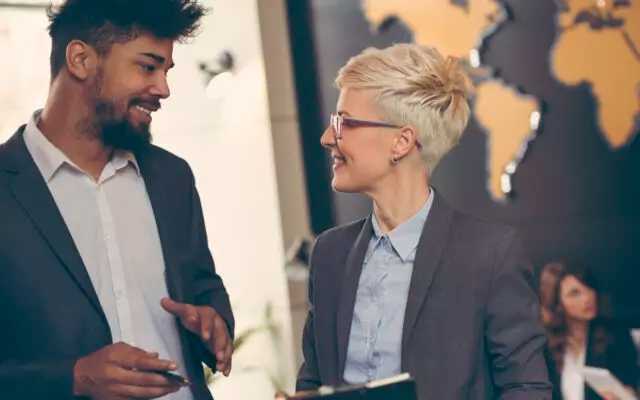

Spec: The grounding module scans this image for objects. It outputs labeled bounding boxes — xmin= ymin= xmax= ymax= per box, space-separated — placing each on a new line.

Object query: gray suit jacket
xmin=296 ymin=191 xmax=552 ymax=399
xmin=0 ymin=127 xmax=234 ymax=400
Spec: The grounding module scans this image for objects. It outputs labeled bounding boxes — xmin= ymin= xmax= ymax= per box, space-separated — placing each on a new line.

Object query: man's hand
xmin=73 ymin=342 xmax=185 ymax=400
xmin=161 ymin=298 xmax=233 ymax=376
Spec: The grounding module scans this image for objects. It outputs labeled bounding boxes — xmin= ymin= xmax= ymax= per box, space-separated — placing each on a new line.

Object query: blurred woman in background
xmin=541 ymin=261 xmax=638 ymax=400
xmin=540 ymin=262 xmax=565 ymax=324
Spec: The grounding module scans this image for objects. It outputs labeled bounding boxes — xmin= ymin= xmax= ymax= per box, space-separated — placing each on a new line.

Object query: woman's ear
xmin=391 ymin=125 xmax=418 ymax=160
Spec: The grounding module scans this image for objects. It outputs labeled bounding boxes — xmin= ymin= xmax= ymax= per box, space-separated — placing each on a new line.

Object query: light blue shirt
xmin=23 ymin=110 xmax=194 ymax=400
xmin=343 ymin=189 xmax=434 ymax=384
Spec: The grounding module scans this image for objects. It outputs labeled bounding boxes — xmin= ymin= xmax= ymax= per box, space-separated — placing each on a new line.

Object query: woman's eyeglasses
xmin=329 ymin=113 xmax=422 ymax=148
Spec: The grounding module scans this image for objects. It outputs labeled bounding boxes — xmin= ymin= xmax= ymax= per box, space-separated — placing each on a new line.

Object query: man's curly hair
xmin=47 ymin=0 xmax=207 ymax=78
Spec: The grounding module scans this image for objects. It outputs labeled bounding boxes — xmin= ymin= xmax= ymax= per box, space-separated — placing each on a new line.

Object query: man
xmin=0 ymin=0 xmax=233 ymax=399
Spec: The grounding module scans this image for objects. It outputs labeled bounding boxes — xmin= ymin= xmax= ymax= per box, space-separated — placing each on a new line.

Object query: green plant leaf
xmin=232 ymin=324 xmax=267 ymax=351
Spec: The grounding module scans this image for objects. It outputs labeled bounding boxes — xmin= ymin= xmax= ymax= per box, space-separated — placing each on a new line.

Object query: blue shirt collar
xmin=370 ymin=187 xmax=434 ymax=262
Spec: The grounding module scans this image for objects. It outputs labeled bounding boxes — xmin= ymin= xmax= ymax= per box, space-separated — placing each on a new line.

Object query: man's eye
xmin=140 ymin=64 xmax=156 ymax=72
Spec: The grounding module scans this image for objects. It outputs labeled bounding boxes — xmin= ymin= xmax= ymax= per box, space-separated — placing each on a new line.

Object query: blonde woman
xmin=284 ymin=43 xmax=552 ymax=400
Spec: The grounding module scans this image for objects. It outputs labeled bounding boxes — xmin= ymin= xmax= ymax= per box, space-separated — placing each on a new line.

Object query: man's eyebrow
xmin=337 ymin=110 xmax=351 ymax=116
xmin=137 ymin=52 xmax=175 ymax=69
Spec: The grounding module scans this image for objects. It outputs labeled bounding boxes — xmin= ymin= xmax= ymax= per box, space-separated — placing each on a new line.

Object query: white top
xmin=562 ymin=346 xmax=587 ymax=400
xmin=24 ymin=110 xmax=193 ymax=400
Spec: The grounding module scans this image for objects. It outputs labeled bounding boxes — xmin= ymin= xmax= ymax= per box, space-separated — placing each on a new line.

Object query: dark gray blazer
xmin=0 ymin=127 xmax=234 ymax=400
xmin=296 ymin=191 xmax=552 ymax=399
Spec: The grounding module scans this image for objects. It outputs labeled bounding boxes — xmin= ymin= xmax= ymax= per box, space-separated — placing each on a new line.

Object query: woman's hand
xmin=274 ymin=390 xmax=314 ymax=399
xmin=597 ymin=386 xmax=637 ymax=400
xmin=598 ymin=392 xmax=615 ymax=400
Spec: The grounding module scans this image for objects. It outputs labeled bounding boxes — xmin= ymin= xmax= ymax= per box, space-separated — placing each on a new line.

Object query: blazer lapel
xmin=336 ymin=216 xmax=373 ymax=380
xmin=401 ymin=191 xmax=454 ymax=363
xmin=4 ymin=129 xmax=107 ymax=324
xmin=134 ymin=148 xmax=184 ymax=302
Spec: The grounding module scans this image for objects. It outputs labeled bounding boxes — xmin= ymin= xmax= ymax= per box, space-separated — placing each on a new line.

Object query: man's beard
xmin=93 ymin=99 xmax=152 ymax=152
xmin=84 ymin=70 xmax=154 ymax=152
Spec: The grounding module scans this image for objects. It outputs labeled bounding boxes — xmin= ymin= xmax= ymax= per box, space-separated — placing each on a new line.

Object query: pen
xmin=151 ymin=370 xmax=190 ymax=385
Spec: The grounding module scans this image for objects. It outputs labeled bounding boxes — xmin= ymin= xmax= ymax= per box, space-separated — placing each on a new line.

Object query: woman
xmin=285 ymin=43 xmax=552 ymax=400
xmin=541 ymin=261 xmax=638 ymax=400
xmin=540 ymin=262 xmax=565 ymax=324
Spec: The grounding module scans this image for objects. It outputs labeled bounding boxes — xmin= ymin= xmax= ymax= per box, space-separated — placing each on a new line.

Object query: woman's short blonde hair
xmin=335 ymin=43 xmax=472 ymax=174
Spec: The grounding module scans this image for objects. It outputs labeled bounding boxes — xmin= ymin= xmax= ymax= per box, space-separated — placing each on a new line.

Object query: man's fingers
xmin=200 ymin=312 xmax=215 ymax=342
xmin=107 ymin=343 xmax=158 ymax=367
xmin=212 ymin=316 xmax=230 ymax=359
xmin=214 ymin=336 xmax=233 ymax=376
xmin=161 ymin=298 xmax=197 ymax=323
xmin=216 ymin=350 xmax=231 ymax=377
xmin=112 ymin=346 xmax=177 ymax=372
xmin=115 ymin=367 xmax=184 ymax=387
xmin=161 ymin=298 xmax=201 ymax=333
xmin=107 ymin=383 xmax=182 ymax=399
xmin=221 ymin=336 xmax=233 ymax=376
xmin=131 ymin=356 xmax=179 ymax=372
xmin=208 ymin=313 xmax=232 ymax=376
xmin=160 ymin=298 xmax=189 ymax=317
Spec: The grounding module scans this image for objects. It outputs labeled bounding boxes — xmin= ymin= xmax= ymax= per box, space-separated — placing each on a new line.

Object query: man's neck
xmin=40 ymin=89 xmax=112 ymax=181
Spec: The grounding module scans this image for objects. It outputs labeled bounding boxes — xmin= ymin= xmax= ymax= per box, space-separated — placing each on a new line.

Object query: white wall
xmin=0 ymin=0 xmax=300 ymax=398
xmin=152 ymin=0 xmax=297 ymax=397
xmin=0 ymin=7 xmax=51 ymax=141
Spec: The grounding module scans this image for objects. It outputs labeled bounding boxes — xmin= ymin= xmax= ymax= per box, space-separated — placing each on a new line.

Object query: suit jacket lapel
xmin=4 ymin=128 xmax=107 ymax=324
xmin=134 ymin=147 xmax=184 ymax=302
xmin=401 ymin=191 xmax=454 ymax=364
xmin=336 ymin=216 xmax=373 ymax=380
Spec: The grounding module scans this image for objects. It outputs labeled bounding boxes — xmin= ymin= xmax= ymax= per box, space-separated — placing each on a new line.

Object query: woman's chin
xmin=331 ymin=177 xmax=360 ymax=193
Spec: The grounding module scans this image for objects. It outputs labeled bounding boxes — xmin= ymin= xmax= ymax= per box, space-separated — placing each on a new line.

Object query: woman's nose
xmin=320 ymin=126 xmax=336 ymax=148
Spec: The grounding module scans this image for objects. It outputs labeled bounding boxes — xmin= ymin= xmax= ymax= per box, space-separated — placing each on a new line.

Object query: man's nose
xmin=150 ymin=75 xmax=171 ymax=99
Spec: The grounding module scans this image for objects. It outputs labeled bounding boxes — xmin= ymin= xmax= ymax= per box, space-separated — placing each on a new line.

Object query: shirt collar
xmin=111 ymin=150 xmax=140 ymax=175
xmin=23 ymin=109 xmax=140 ymax=182
xmin=370 ymin=187 xmax=435 ymax=262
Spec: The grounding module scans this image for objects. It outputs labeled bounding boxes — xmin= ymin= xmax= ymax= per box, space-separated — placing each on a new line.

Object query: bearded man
xmin=0 ymin=1 xmax=234 ymax=399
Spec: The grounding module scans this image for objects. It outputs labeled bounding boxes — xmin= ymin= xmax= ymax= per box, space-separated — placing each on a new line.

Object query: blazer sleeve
xmin=0 ymin=359 xmax=78 ymax=400
xmin=296 ymin=233 xmax=324 ymax=391
xmin=186 ymin=166 xmax=235 ymax=367
xmin=484 ymin=227 xmax=554 ymax=399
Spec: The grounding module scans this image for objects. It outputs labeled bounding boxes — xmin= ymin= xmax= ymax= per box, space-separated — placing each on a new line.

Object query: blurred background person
xmin=541 ymin=261 xmax=638 ymax=400
xmin=540 ymin=262 xmax=565 ymax=325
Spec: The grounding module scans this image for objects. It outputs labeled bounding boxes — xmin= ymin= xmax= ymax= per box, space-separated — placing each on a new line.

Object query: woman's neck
xmin=368 ymin=166 xmax=431 ymax=234
xmin=566 ymin=319 xmax=589 ymax=353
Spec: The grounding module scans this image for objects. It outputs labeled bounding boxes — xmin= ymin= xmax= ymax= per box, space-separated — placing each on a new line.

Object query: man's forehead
xmin=116 ymin=34 xmax=175 ymax=65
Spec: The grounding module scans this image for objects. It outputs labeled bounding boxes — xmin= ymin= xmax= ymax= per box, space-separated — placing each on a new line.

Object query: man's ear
xmin=65 ymin=40 xmax=97 ymax=81
xmin=392 ymin=125 xmax=418 ymax=159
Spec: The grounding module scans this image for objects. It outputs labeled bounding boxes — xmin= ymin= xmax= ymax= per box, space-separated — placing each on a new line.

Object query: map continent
xmin=551 ymin=0 xmax=639 ymax=148
xmin=362 ymin=0 xmax=541 ymax=201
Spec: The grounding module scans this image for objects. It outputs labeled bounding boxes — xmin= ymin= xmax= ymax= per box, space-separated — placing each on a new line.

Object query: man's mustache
xmin=132 ymin=98 xmax=161 ymax=110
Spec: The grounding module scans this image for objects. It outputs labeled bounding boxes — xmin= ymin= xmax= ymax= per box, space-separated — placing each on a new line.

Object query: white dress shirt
xmin=562 ymin=346 xmax=586 ymax=400
xmin=23 ymin=110 xmax=194 ymax=400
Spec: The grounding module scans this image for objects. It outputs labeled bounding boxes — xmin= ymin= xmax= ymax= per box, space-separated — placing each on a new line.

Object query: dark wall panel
xmin=288 ymin=0 xmax=640 ymax=322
